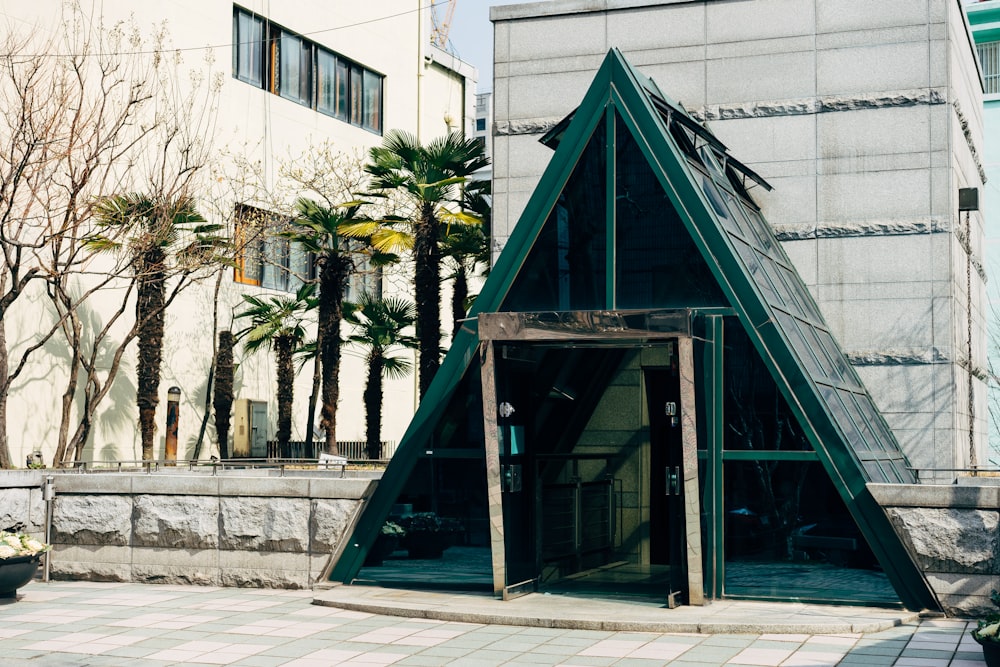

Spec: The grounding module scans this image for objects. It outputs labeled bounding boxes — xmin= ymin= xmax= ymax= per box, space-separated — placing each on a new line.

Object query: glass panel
xmin=723 ymin=318 xmax=811 ymax=452
xmin=732 ymin=239 xmax=779 ymax=304
xmin=357 ymin=356 xmax=492 ymax=588
xmin=698 ymin=170 xmax=745 ymax=238
xmin=502 ymin=121 xmax=607 ymax=312
xmin=335 ymin=58 xmax=349 ymax=120
xmin=350 ymin=64 xmax=363 ymax=125
xmin=723 ymin=459 xmax=898 ymax=603
xmin=261 ymin=236 xmax=291 ymax=292
xmin=818 ymin=385 xmax=866 ymax=457
xmin=800 ymin=324 xmax=838 ymax=384
xmin=316 ymin=49 xmax=337 ymax=116
xmin=815 ymin=329 xmax=856 ymax=389
xmin=362 ymin=71 xmax=382 ymax=132
xmin=743 ymin=208 xmax=775 ymax=254
xmin=615 ymin=115 xmax=727 ymax=309
xmin=774 ymin=311 xmax=823 ymax=379
xmin=234 ymin=10 xmax=264 ymax=87
xmin=278 ymin=32 xmax=310 ymax=105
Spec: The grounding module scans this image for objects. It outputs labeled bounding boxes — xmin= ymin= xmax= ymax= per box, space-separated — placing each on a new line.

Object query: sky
xmin=445 ymin=1 xmax=495 ymax=92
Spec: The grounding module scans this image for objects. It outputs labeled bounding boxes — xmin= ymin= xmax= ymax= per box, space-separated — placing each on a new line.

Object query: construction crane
xmin=430 ymin=0 xmax=457 ymax=51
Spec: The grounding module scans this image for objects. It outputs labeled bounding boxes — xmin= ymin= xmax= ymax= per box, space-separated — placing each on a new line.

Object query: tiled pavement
xmin=0 ymin=581 xmax=989 ymax=666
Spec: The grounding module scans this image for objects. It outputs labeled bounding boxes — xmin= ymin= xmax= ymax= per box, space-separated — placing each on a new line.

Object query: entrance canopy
xmin=332 ymin=49 xmax=937 ymax=611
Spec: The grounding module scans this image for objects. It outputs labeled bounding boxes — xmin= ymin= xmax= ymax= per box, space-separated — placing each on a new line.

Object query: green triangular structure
xmin=332 ymin=49 xmax=937 ymax=611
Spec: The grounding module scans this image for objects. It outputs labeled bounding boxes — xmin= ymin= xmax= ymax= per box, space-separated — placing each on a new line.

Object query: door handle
xmin=666 ymin=466 xmax=680 ymax=496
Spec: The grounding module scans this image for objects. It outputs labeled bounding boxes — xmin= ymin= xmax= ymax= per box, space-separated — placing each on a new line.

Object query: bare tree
xmin=0 ymin=4 xmax=226 ymax=467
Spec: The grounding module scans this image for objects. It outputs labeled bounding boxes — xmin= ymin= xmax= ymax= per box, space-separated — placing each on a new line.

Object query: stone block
xmin=218 ymin=550 xmax=310 ymax=589
xmin=220 ymin=497 xmax=309 ymax=552
xmin=507 ymin=13 xmax=607 ymax=62
xmin=608 ymin=4 xmax=705 ymax=51
xmin=753 ymin=174 xmax=818 ymax=228
xmin=133 ymin=495 xmax=220 ymax=549
xmin=133 ymin=563 xmax=219 ymax=586
xmin=816 ymin=169 xmax=930 ymax=223
xmin=707 ymin=0 xmax=815 ymax=42
xmin=818 ymin=106 xmax=934 ymax=159
xmin=131 ymin=475 xmax=219 ymax=496
xmin=0 ymin=488 xmax=31 ymax=532
xmin=217 ymin=476 xmax=308 ymax=498
xmin=707 ymin=51 xmax=816 ymax=105
xmin=816 ymin=42 xmax=929 ymax=97
xmin=507 ymin=69 xmax=596 ymax=122
xmin=311 ymin=499 xmax=358 ymax=553
xmin=50 ymin=560 xmax=130 ymax=583
xmin=886 ymin=507 xmax=998 ymax=574
xmin=52 ymin=495 xmax=131 ymax=546
xmin=712 ymin=114 xmax=817 ymax=166
xmin=307 ymin=479 xmax=374 ymax=501
xmin=51 ymin=475 xmax=132 ymax=494
xmin=816 ymin=0 xmax=932 ymax=33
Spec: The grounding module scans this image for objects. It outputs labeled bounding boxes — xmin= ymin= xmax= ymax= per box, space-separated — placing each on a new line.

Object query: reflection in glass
xmin=503 ymin=122 xmax=607 ymax=311
xmin=723 ymin=319 xmax=811 ymax=452
xmin=723 ymin=460 xmax=897 ymax=603
xmin=616 ymin=115 xmax=727 ymax=309
xmin=357 ymin=359 xmax=492 ymax=589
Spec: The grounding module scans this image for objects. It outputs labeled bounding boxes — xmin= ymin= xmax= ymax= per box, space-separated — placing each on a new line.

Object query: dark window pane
xmin=733 ymin=239 xmax=779 ymax=304
xmin=233 ymin=10 xmax=264 ymax=87
xmin=362 ymin=70 xmax=382 ymax=132
xmin=502 ymin=120 xmax=607 ymax=311
xmin=723 ymin=318 xmax=811 ymax=452
xmin=476 ymin=118 xmax=486 ymax=131
xmin=350 ymin=64 xmax=363 ymax=125
xmin=316 ymin=49 xmax=337 ymax=116
xmin=278 ymin=31 xmax=310 ymax=105
xmin=615 ymin=114 xmax=727 ymax=309
xmin=774 ymin=311 xmax=823 ymax=379
xmin=336 ymin=59 xmax=349 ymax=120
xmin=723 ymin=459 xmax=897 ymax=603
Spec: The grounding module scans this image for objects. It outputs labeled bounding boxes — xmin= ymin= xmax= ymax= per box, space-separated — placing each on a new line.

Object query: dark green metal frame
xmin=330 ymin=49 xmax=939 ymax=612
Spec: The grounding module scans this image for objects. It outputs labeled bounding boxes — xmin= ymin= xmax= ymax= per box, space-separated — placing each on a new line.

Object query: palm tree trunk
xmin=319 ymin=254 xmax=350 ymax=456
xmin=213 ymin=330 xmax=235 ymax=459
xmin=452 ymin=265 xmax=467 ymax=341
xmin=414 ymin=203 xmax=441 ymax=399
xmin=304 ymin=330 xmax=321 ymax=459
xmin=364 ymin=353 xmax=384 ymax=460
xmin=136 ymin=249 xmax=166 ymax=461
xmin=275 ymin=334 xmax=294 ymax=457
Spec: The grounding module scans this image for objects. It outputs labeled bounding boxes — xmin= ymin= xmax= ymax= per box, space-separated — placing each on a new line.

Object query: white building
xmin=0 ymin=1 xmax=478 ymax=465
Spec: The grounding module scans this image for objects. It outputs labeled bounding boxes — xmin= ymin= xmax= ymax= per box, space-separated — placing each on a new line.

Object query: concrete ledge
xmin=313 ymin=586 xmax=919 ymax=634
xmin=869 ymin=483 xmax=1000 ymax=509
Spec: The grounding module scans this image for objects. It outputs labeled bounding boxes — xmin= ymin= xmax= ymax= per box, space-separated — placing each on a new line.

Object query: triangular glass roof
xmin=331 ymin=49 xmax=935 ymax=611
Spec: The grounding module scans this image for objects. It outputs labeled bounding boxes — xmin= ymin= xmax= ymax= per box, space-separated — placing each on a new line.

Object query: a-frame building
xmin=331 ymin=49 xmax=939 ymax=612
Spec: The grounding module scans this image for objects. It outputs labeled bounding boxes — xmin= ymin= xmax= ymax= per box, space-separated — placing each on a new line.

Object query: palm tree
xmin=284 ymin=197 xmax=380 ymax=457
xmin=364 ymin=130 xmax=489 ymax=399
xmin=89 ymin=194 xmax=223 ymax=460
xmin=441 ymin=179 xmax=491 ymax=339
xmin=345 ymin=293 xmax=416 ymax=460
xmin=235 ymin=284 xmax=313 ymax=457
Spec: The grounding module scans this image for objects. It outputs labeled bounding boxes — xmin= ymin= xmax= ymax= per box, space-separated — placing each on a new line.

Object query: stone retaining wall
xmin=870 ymin=483 xmax=1000 ymax=616
xmin=0 ymin=471 xmax=375 ymax=589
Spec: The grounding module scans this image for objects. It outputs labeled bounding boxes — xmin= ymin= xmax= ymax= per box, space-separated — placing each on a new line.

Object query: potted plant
xmin=398 ymin=512 xmax=463 ymax=559
xmin=0 ymin=531 xmax=49 ymax=599
xmin=364 ymin=521 xmax=405 ymax=567
xmin=971 ymin=590 xmax=1000 ymax=666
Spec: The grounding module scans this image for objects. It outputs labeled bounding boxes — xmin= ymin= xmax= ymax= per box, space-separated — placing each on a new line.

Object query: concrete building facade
xmin=0 ymin=1 xmax=478 ymax=466
xmin=490 ymin=0 xmax=988 ymax=482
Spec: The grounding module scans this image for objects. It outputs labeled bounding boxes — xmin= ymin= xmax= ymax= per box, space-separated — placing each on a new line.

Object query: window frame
xmin=232 ymin=5 xmax=384 ymax=134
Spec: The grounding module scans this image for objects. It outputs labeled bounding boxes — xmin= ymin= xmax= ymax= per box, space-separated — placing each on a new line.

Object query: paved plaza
xmin=0 ymin=581 xmax=989 ymax=666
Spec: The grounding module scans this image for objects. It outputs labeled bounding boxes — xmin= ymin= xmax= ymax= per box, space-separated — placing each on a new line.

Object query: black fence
xmin=263 ymin=440 xmax=396 ymax=461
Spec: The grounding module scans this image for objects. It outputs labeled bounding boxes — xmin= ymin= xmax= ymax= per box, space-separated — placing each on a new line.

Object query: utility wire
xmin=1 ymin=1 xmax=448 ymax=59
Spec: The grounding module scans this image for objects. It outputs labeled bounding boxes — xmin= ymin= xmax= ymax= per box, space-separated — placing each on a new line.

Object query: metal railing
xmin=53 ymin=457 xmax=388 ymax=478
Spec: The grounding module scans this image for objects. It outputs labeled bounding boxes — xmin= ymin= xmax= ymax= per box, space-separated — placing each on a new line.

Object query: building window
xmin=476 ymin=118 xmax=486 ymax=132
xmin=232 ymin=5 xmax=383 ymax=133
xmin=275 ymin=30 xmax=311 ymax=106
xmin=234 ymin=205 xmax=312 ymax=293
xmin=233 ymin=8 xmax=264 ymax=87
xmin=978 ymin=41 xmax=1000 ymax=95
